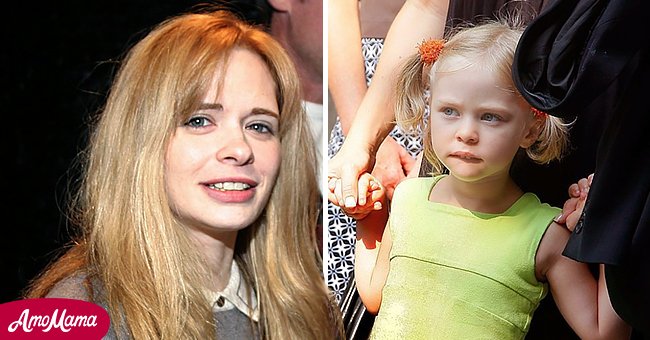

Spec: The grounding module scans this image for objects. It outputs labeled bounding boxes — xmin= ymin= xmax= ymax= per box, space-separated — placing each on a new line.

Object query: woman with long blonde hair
xmin=25 ymin=9 xmax=341 ymax=339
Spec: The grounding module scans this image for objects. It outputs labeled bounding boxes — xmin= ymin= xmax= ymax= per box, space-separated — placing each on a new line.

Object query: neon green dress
xmin=371 ymin=176 xmax=559 ymax=339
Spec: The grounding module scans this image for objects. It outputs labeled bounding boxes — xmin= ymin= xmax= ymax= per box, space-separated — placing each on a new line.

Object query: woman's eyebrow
xmin=198 ymin=103 xmax=223 ymax=110
xmin=198 ymin=103 xmax=279 ymax=119
xmin=251 ymin=107 xmax=279 ymax=119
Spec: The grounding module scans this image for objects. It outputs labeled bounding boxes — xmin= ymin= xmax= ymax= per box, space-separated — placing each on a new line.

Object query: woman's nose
xmin=216 ymin=128 xmax=254 ymax=165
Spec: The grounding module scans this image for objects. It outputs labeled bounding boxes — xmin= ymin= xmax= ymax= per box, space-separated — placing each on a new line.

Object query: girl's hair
xmin=396 ymin=16 xmax=570 ymax=175
xmin=26 ymin=9 xmax=341 ymax=339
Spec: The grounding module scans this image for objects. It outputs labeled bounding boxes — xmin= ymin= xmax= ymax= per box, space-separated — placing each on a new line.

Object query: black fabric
xmin=513 ymin=0 xmax=650 ymax=334
xmin=512 ymin=0 xmax=647 ymax=118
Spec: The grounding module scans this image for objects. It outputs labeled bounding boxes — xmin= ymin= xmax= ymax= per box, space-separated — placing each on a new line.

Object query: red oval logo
xmin=0 ymin=298 xmax=110 ymax=339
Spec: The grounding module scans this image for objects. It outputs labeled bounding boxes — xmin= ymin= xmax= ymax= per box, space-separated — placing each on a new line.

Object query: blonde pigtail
xmin=527 ymin=114 xmax=573 ymax=164
xmin=395 ymin=53 xmax=429 ymax=132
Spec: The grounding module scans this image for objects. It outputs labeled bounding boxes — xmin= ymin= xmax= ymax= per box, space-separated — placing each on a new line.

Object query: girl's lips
xmin=450 ymin=151 xmax=481 ymax=160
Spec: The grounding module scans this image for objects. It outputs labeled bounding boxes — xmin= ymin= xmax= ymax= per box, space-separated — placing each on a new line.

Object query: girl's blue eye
xmin=482 ymin=113 xmax=500 ymax=122
xmin=442 ymin=107 xmax=458 ymax=116
xmin=184 ymin=116 xmax=210 ymax=128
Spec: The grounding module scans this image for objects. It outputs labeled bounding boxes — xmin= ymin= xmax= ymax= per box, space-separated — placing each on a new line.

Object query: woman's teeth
xmin=208 ymin=182 xmax=251 ymax=191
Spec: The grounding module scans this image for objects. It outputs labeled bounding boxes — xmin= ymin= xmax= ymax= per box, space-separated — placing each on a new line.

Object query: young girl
xmin=329 ymin=17 xmax=630 ymax=339
xmin=25 ymin=9 xmax=341 ymax=339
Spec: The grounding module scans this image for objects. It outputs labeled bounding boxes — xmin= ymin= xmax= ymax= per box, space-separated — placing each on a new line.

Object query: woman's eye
xmin=184 ymin=116 xmax=210 ymax=128
xmin=247 ymin=122 xmax=274 ymax=135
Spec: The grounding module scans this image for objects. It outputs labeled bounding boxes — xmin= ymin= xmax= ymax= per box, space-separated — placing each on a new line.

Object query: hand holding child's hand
xmin=557 ymin=174 xmax=594 ymax=231
xmin=371 ymin=137 xmax=415 ymax=200
xmin=328 ymin=173 xmax=386 ymax=220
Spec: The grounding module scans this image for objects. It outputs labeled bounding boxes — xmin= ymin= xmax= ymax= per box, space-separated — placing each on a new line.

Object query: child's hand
xmin=328 ymin=173 xmax=386 ymax=220
xmin=557 ymin=173 xmax=593 ymax=231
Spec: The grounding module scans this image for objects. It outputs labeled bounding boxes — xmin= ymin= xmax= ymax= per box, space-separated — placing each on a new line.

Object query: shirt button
xmin=216 ymin=296 xmax=225 ymax=307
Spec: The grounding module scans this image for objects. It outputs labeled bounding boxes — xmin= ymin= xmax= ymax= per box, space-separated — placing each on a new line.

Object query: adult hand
xmin=327 ymin=137 xmax=376 ymax=208
xmin=371 ymin=137 xmax=416 ymax=200
xmin=328 ymin=173 xmax=386 ymax=220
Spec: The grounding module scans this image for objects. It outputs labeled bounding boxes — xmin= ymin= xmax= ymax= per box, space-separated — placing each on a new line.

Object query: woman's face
xmin=165 ymin=47 xmax=281 ymax=236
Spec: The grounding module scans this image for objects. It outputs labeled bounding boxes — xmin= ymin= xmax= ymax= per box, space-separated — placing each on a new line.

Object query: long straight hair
xmin=27 ymin=9 xmax=341 ymax=339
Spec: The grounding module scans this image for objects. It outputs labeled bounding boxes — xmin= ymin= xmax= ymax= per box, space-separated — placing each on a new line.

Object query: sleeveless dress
xmin=324 ymin=0 xmax=548 ymax=303
xmin=371 ymin=176 xmax=559 ymax=339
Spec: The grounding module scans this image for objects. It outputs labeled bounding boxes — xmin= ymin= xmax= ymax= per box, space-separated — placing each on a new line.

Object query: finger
xmin=327 ymin=188 xmax=340 ymax=207
xmin=340 ymin=165 xmax=360 ymax=208
xmin=563 ymin=197 xmax=579 ymax=214
xmin=358 ymin=174 xmax=371 ymax=206
xmin=344 ymin=205 xmax=359 ymax=217
xmin=588 ymin=173 xmax=594 ymax=185
xmin=577 ymin=177 xmax=589 ymax=197
xmin=564 ymin=194 xmax=588 ymax=231
xmin=568 ymin=183 xmax=580 ymax=198
xmin=370 ymin=189 xmax=385 ymax=210
xmin=558 ymin=197 xmax=579 ymax=224
xmin=327 ymin=176 xmax=338 ymax=193
xmin=565 ymin=217 xmax=577 ymax=232
xmin=335 ymin=179 xmax=362 ymax=217
xmin=577 ymin=194 xmax=587 ymax=211
xmin=565 ymin=212 xmax=580 ymax=232
xmin=334 ymin=178 xmax=345 ymax=207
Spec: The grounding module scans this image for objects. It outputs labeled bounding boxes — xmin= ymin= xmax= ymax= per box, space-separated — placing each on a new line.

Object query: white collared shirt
xmin=205 ymin=261 xmax=259 ymax=322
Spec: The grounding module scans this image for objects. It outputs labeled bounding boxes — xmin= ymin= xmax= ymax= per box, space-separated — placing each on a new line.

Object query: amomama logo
xmin=0 ymin=298 xmax=110 ymax=339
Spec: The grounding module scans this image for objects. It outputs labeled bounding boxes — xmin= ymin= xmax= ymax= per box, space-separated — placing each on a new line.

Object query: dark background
xmin=1 ymin=0 xmax=270 ymax=303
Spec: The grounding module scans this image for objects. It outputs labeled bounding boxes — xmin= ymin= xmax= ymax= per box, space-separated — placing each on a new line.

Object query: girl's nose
xmin=455 ymin=119 xmax=479 ymax=144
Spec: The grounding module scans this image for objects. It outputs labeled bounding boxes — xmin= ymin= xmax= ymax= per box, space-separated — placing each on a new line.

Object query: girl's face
xmin=428 ymin=61 xmax=539 ymax=183
xmin=165 ymin=48 xmax=281 ymax=236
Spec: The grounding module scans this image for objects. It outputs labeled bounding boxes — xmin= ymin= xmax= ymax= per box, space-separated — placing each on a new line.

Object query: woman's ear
xmin=520 ymin=117 xmax=544 ymax=149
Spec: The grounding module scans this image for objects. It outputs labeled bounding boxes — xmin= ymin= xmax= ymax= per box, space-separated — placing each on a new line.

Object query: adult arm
xmin=328 ymin=0 xmax=415 ymax=200
xmin=328 ymin=0 xmax=450 ymax=207
xmin=328 ymin=0 xmax=367 ymax=133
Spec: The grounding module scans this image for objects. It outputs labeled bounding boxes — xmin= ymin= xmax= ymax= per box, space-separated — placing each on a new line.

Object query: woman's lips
xmin=202 ymin=178 xmax=258 ymax=203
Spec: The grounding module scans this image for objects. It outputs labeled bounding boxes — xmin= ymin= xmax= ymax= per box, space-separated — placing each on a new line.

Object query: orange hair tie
xmin=531 ymin=107 xmax=548 ymax=119
xmin=418 ymin=39 xmax=445 ymax=66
